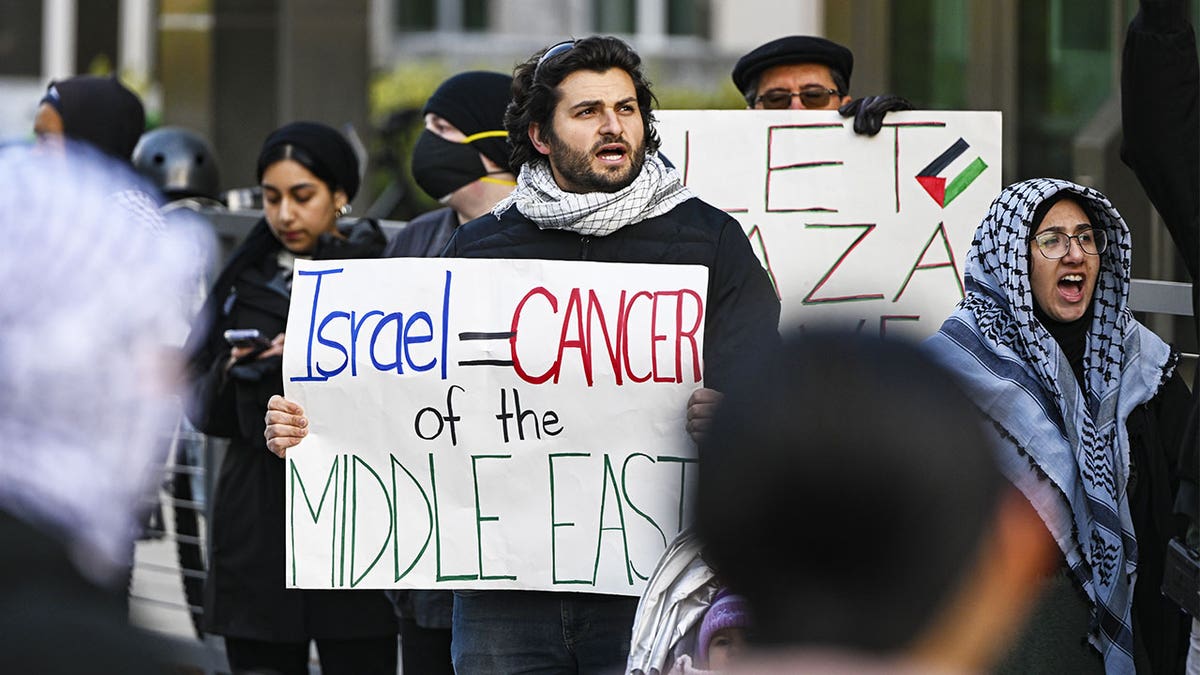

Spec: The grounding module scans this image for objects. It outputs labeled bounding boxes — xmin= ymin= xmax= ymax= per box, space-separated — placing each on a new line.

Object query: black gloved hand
xmin=838 ymin=95 xmax=915 ymax=136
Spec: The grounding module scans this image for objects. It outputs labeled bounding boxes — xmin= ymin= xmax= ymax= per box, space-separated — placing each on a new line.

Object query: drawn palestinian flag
xmin=916 ymin=138 xmax=988 ymax=207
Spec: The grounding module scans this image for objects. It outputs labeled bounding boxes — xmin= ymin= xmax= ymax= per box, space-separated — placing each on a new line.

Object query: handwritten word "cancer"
xmin=509 ymin=287 xmax=704 ymax=387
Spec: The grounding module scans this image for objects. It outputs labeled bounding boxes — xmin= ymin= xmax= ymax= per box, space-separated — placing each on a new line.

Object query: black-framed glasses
xmin=1029 ymin=228 xmax=1108 ymax=259
xmin=755 ymin=86 xmax=841 ymax=110
xmin=534 ymin=40 xmax=576 ymax=78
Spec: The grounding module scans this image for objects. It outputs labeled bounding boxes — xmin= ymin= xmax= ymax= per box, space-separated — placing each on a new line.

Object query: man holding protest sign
xmin=733 ymin=35 xmax=912 ymax=137
xmin=441 ymin=34 xmax=779 ymax=673
xmin=266 ymin=34 xmax=779 ymax=674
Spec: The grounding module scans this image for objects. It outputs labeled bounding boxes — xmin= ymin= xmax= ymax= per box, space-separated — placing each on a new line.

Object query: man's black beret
xmin=731 ymin=35 xmax=854 ymax=94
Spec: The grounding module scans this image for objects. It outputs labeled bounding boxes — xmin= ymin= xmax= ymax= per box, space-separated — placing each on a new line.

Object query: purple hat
xmin=697 ymin=590 xmax=750 ymax=667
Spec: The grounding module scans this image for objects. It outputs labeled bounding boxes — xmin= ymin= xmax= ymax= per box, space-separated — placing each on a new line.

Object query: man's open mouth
xmin=595 ymin=143 xmax=628 ymax=163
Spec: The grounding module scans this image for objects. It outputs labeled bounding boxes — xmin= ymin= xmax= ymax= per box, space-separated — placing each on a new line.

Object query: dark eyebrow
xmin=569 ymin=97 xmax=637 ymax=111
xmin=261 ymin=181 xmax=317 ymax=193
xmin=1034 ymin=222 xmax=1092 ymax=236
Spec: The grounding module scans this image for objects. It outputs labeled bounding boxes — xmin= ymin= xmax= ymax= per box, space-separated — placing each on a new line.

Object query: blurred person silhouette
xmin=695 ymin=332 xmax=1058 ymax=675
xmin=132 ymin=124 xmax=225 ymax=631
xmin=925 ymin=179 xmax=1192 ymax=674
xmin=34 ymin=75 xmax=145 ymax=163
xmin=731 ymin=35 xmax=911 ymax=136
xmin=1121 ymin=0 xmax=1198 ymax=286
xmin=33 ymin=75 xmax=164 ymax=241
xmin=1120 ymin=0 xmax=1200 ymax=668
xmin=384 ymin=70 xmax=516 ymax=257
xmin=184 ymin=121 xmax=397 ymax=675
xmin=29 ymin=77 xmax=180 ymax=620
xmin=0 ymin=142 xmax=211 ymax=673
xmin=130 ymin=125 xmax=223 ymax=360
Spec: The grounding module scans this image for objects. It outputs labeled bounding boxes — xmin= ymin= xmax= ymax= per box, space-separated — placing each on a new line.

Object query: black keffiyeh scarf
xmin=925 ymin=178 xmax=1177 ymax=674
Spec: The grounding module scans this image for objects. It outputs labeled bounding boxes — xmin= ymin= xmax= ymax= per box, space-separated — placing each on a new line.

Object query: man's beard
xmin=545 ymin=132 xmax=647 ymax=193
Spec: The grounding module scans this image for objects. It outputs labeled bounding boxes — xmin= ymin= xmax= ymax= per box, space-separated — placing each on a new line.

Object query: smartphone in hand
xmin=223 ymin=328 xmax=272 ymax=351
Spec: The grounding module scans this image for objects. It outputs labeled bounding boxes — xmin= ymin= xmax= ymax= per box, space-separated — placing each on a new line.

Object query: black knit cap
xmin=256 ymin=121 xmax=360 ymax=200
xmin=41 ymin=75 xmax=145 ymax=161
xmin=423 ymin=71 xmax=513 ymax=169
xmin=731 ymin=35 xmax=854 ymax=94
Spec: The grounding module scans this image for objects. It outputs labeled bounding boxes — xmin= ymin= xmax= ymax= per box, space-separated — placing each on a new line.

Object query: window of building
xmin=0 ymin=0 xmax=43 ymax=76
xmin=667 ymin=0 xmax=708 ymax=37
xmin=396 ymin=0 xmax=436 ymax=31
xmin=463 ymin=0 xmax=487 ymax=30
xmin=889 ymin=0 xmax=968 ymax=109
xmin=76 ymin=0 xmax=120 ymax=75
xmin=593 ymin=0 xmax=637 ymax=33
xmin=395 ymin=0 xmax=488 ymax=32
xmin=1017 ymin=0 xmax=1113 ymax=179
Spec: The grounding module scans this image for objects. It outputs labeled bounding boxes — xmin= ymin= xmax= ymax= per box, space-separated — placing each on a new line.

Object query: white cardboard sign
xmin=656 ymin=110 xmax=1002 ymax=339
xmin=283 ymin=257 xmax=705 ymax=595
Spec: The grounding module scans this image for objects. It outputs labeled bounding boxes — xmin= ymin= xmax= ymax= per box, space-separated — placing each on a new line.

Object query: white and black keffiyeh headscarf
xmin=0 ymin=143 xmax=212 ymax=585
xmin=493 ymin=151 xmax=694 ymax=236
xmin=925 ymin=178 xmax=1176 ymax=675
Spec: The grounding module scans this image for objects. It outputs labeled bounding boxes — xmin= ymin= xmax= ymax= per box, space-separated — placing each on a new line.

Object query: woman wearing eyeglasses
xmin=925 ymin=178 xmax=1190 ymax=674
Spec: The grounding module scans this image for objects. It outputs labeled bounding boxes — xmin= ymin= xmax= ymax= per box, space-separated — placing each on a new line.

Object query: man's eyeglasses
xmin=755 ymin=86 xmax=841 ymax=110
xmin=534 ymin=40 xmax=575 ymax=78
xmin=1029 ymin=228 xmax=1108 ymax=260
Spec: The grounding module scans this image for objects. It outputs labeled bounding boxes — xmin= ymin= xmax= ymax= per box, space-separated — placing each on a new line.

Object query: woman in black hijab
xmin=185 ymin=121 xmax=397 ymax=675
xmin=34 ymin=76 xmax=145 ymax=162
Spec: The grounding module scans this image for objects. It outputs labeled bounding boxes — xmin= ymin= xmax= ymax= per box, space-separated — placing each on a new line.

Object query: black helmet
xmin=132 ymin=127 xmax=220 ymax=200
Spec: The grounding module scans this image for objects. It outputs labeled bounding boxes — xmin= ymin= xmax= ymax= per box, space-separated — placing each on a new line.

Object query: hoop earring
xmin=336 ymin=204 xmax=352 ymax=217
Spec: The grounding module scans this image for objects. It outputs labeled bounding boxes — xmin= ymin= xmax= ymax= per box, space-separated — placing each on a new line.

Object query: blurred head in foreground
xmin=0 ymin=142 xmax=211 ymax=586
xmin=696 ymin=333 xmax=1056 ymax=674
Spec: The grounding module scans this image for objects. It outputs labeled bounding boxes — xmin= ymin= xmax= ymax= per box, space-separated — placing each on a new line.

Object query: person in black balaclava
xmin=34 ymin=76 xmax=146 ymax=163
xmin=383 ymin=70 xmax=516 ymax=258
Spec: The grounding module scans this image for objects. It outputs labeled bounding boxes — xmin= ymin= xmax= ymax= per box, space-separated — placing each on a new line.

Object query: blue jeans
xmin=451 ymin=590 xmax=639 ymax=674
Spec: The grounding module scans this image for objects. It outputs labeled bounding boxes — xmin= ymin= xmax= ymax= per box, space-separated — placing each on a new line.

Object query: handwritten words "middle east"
xmin=288 ymin=450 xmax=696 ymax=588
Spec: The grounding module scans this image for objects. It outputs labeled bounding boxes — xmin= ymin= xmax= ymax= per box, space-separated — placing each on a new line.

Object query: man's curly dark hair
xmin=504 ymin=35 xmax=661 ymax=174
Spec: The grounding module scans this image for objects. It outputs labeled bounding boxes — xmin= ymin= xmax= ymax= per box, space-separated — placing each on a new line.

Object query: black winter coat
xmin=1120 ymin=1 xmax=1199 ymax=543
xmin=184 ymin=218 xmax=398 ymax=642
xmin=0 ymin=512 xmax=177 ymax=674
xmin=444 ymin=197 xmax=782 ymax=392
xmin=382 ymin=206 xmax=457 ymax=259
xmin=442 ymin=194 xmax=781 ymax=637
